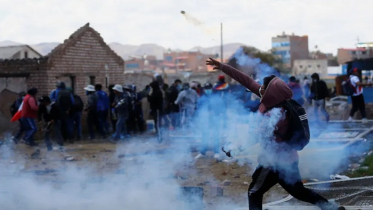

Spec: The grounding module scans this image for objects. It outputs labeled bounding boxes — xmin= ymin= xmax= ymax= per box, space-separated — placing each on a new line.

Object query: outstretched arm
xmin=206 ymin=58 xmax=261 ymax=96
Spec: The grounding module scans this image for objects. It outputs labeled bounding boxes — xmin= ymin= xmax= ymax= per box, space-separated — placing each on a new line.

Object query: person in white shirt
xmin=348 ymin=68 xmax=372 ymax=123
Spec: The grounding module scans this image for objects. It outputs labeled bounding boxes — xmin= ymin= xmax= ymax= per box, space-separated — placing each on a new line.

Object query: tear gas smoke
xmin=233 ymin=47 xmax=280 ymax=80
xmin=0 ymin=72 xmax=368 ymax=209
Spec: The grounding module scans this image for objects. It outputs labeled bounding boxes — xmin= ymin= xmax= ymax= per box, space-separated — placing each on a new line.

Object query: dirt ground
xmin=0 ymin=135 xmax=288 ymax=209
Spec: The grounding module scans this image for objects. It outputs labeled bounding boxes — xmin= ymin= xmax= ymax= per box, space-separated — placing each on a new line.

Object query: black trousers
xmin=248 ymin=162 xmax=333 ymax=210
xmin=350 ymin=94 xmax=367 ymax=118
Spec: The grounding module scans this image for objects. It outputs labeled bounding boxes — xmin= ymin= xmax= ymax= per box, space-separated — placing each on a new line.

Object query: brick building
xmin=272 ymin=32 xmax=309 ymax=68
xmin=337 ymin=48 xmax=373 ymax=65
xmin=162 ymin=50 xmax=215 ymax=72
xmin=0 ymin=23 xmax=125 ymax=131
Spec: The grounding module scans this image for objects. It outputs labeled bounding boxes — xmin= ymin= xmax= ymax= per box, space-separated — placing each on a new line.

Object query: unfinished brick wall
xmin=47 ymin=24 xmax=125 ymax=102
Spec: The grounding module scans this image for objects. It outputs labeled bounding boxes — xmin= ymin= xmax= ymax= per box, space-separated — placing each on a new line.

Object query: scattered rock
xmin=359 ymin=159 xmax=365 ymax=163
xmin=243 ymin=182 xmax=249 ymax=185
xmin=368 ymin=150 xmax=373 ymax=156
xmin=118 ymin=154 xmax=125 ymax=159
xmin=234 ymin=174 xmax=240 ymax=179
xmin=222 ymin=180 xmax=231 ymax=186
xmin=92 ymin=155 xmax=96 ymax=158
xmin=64 ymin=156 xmax=76 ymax=161
xmin=42 ymin=162 xmax=47 ymax=165
xmin=222 ymin=171 xmax=228 ymax=176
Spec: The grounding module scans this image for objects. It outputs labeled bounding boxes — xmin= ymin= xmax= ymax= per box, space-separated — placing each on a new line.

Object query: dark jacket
xmin=38 ymin=103 xmax=60 ymax=122
xmin=310 ymin=80 xmax=329 ymax=100
xmin=148 ymin=81 xmax=163 ymax=111
xmin=167 ymin=84 xmax=180 ymax=112
xmin=86 ymin=93 xmax=98 ymax=112
xmin=72 ymin=94 xmax=84 ymax=113
xmin=114 ymin=92 xmax=131 ymax=118
xmin=220 ymin=64 xmax=297 ymax=165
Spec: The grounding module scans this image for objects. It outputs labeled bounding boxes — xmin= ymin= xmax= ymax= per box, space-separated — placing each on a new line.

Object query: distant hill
xmin=109 ymin=43 xmax=166 ymax=60
xmin=31 ymin=42 xmax=60 ymax=55
xmin=0 ymin=40 xmax=24 ymax=47
xmin=0 ymin=40 xmax=245 ymax=60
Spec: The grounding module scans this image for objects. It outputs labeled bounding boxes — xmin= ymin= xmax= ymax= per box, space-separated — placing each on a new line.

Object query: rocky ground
xmin=0 ymin=134 xmax=291 ymax=210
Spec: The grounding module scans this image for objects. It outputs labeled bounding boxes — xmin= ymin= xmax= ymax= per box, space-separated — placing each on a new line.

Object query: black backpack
xmin=277 ymin=99 xmax=310 ymax=151
xmin=57 ymin=89 xmax=73 ymax=112
xmin=342 ymin=79 xmax=355 ymax=96
xmin=73 ymin=95 xmax=84 ymax=112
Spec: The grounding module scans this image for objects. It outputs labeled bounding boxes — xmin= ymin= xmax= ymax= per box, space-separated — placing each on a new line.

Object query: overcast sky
xmin=0 ymin=0 xmax=371 ymax=55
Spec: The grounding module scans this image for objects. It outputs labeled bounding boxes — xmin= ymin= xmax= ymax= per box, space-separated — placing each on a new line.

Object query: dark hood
xmin=57 ymin=82 xmax=66 ymax=89
xmin=150 ymin=81 xmax=160 ymax=91
xmin=261 ymin=77 xmax=293 ymax=108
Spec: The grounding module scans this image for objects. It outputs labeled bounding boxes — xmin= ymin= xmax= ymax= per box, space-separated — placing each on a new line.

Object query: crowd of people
xmin=8 ymin=74 xmax=233 ymax=150
xmin=9 ymin=67 xmax=370 ymax=152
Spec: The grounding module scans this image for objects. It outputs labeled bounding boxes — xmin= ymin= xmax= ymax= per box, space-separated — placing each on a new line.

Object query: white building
xmin=0 ymin=45 xmax=42 ymax=60
xmin=293 ymin=59 xmax=328 ymax=77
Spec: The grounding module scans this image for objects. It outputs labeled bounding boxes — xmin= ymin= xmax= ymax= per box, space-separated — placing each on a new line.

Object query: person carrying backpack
xmin=207 ymin=58 xmax=342 ymax=210
xmin=347 ymin=68 xmax=372 ymax=123
xmin=38 ymin=96 xmax=63 ymax=151
xmin=84 ymin=85 xmax=98 ymax=140
xmin=310 ymin=73 xmax=330 ymax=122
xmin=95 ymin=84 xmax=109 ymax=138
xmin=71 ymin=91 xmax=84 ymax=141
xmin=50 ymin=81 xmax=75 ymax=143
xmin=112 ymin=84 xmax=131 ymax=141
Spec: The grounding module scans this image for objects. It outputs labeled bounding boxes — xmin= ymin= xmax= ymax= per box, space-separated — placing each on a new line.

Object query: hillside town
xmin=1 ymin=2 xmax=373 ymax=210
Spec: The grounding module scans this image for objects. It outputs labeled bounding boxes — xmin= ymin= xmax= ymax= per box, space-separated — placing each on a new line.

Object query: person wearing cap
xmin=84 ymin=85 xmax=98 ymax=140
xmin=123 ymin=85 xmax=135 ymax=136
xmin=311 ymin=73 xmax=330 ymax=122
xmin=21 ymin=87 xmax=39 ymax=146
xmin=112 ymin=84 xmax=131 ymax=140
xmin=38 ymin=96 xmax=63 ymax=151
xmin=11 ymin=91 xmax=26 ymax=143
xmin=348 ymin=68 xmax=372 ymax=123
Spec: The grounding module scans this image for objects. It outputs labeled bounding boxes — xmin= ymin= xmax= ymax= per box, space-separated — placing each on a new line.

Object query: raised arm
xmin=220 ymin=64 xmax=261 ymax=96
xmin=206 ymin=58 xmax=260 ymax=96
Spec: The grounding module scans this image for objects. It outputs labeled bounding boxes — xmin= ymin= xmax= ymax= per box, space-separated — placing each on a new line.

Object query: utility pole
xmin=221 ymin=23 xmax=223 ymax=63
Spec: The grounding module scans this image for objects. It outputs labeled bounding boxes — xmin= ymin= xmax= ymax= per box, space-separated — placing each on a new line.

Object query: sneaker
xmin=195 ymin=153 xmax=204 ymax=159
xmin=362 ymin=118 xmax=368 ymax=124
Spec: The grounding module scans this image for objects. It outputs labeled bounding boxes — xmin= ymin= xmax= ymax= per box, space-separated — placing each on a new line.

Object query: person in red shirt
xmin=21 ymin=87 xmax=39 ymax=146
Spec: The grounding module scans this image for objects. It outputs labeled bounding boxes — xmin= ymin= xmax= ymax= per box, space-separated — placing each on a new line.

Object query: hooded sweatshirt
xmin=175 ymin=88 xmax=199 ymax=110
xmin=148 ymin=81 xmax=163 ymax=111
xmin=220 ymin=64 xmax=298 ymax=166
